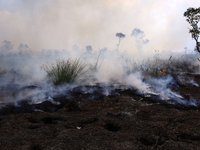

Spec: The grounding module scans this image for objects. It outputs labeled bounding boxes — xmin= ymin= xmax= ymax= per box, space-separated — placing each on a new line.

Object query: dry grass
xmin=121 ymin=53 xmax=200 ymax=79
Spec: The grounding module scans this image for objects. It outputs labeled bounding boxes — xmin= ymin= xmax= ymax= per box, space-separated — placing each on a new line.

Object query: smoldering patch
xmin=0 ymin=40 xmax=200 ymax=115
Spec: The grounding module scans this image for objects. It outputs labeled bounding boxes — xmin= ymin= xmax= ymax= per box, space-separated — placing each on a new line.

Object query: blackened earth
xmin=1 ymin=74 xmax=200 ymax=149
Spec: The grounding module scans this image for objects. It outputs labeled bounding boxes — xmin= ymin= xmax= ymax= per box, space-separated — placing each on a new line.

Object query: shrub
xmin=0 ymin=66 xmax=7 ymax=76
xmin=42 ymin=58 xmax=86 ymax=85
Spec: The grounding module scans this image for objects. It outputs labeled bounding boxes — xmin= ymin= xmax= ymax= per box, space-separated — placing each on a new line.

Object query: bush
xmin=0 ymin=66 xmax=7 ymax=76
xmin=42 ymin=58 xmax=86 ymax=85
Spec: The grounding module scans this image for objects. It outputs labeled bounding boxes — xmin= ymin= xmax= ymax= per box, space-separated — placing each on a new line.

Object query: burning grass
xmin=0 ymin=49 xmax=200 ymax=108
xmin=121 ymin=53 xmax=200 ymax=79
xmin=42 ymin=58 xmax=86 ymax=85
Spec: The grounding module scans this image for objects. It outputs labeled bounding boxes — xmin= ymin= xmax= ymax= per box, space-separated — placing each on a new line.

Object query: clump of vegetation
xmin=121 ymin=52 xmax=200 ymax=79
xmin=42 ymin=58 xmax=86 ymax=85
xmin=143 ymin=56 xmax=199 ymax=78
xmin=0 ymin=66 xmax=7 ymax=76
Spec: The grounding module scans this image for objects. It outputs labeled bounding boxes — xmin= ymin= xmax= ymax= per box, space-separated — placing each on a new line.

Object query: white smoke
xmin=125 ymin=72 xmax=150 ymax=93
xmin=0 ymin=0 xmax=200 ymax=52
xmin=0 ymin=0 xmax=200 ymax=107
xmin=0 ymin=40 xmax=199 ymax=107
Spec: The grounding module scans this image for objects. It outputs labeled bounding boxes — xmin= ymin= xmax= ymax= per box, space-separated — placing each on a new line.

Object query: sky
xmin=0 ymin=0 xmax=200 ymax=53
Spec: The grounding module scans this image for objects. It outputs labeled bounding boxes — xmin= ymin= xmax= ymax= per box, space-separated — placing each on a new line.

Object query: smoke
xmin=125 ymin=72 xmax=150 ymax=93
xmin=1 ymin=0 xmax=200 ymax=109
xmin=0 ymin=38 xmax=199 ymax=108
xmin=0 ymin=0 xmax=200 ymax=52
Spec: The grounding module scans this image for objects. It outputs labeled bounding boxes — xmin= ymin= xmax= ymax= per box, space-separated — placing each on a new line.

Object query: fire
xmin=180 ymin=80 xmax=186 ymax=84
xmin=160 ymin=68 xmax=166 ymax=76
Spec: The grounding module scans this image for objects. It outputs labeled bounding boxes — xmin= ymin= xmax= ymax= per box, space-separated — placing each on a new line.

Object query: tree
xmin=0 ymin=40 xmax=13 ymax=52
xmin=184 ymin=7 xmax=200 ymax=53
xmin=131 ymin=28 xmax=149 ymax=53
xmin=116 ymin=33 xmax=126 ymax=43
xmin=116 ymin=33 xmax=125 ymax=51
xmin=85 ymin=45 xmax=93 ymax=53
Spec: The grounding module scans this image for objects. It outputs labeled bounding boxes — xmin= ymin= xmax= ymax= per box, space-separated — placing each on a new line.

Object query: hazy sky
xmin=0 ymin=0 xmax=200 ymax=53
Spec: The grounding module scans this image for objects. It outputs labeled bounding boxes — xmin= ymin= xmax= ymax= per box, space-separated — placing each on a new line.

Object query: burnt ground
xmin=1 ymin=74 xmax=200 ymax=149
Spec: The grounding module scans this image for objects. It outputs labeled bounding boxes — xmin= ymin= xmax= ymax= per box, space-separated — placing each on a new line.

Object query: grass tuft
xmin=42 ymin=58 xmax=86 ymax=85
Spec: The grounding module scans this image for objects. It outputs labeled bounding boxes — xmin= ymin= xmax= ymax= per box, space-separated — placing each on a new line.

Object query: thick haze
xmin=0 ymin=0 xmax=200 ymax=53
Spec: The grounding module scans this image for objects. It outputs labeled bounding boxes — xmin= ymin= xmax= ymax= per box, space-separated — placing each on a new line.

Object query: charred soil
xmin=1 ymin=74 xmax=200 ymax=149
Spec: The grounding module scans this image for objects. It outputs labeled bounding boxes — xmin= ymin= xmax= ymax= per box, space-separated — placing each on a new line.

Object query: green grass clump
xmin=42 ymin=58 xmax=86 ymax=85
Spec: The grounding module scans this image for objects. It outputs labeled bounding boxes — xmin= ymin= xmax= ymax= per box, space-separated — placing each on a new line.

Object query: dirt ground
xmin=1 ymin=74 xmax=200 ymax=150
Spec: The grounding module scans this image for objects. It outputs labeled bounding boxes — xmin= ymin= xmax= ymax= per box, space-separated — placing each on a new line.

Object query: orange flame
xmin=160 ymin=68 xmax=166 ymax=76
